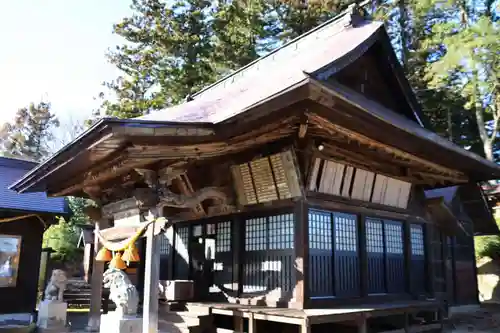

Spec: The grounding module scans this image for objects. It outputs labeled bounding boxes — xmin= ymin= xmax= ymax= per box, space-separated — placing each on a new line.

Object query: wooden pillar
xmin=293 ymin=199 xmax=309 ymax=308
xmin=142 ymin=213 xmax=161 ymax=333
xmin=300 ymin=318 xmax=311 ymax=333
xmin=403 ymin=221 xmax=412 ymax=295
xmin=358 ymin=214 xmax=367 ymax=297
xmin=248 ymin=312 xmax=256 ymax=333
xmin=424 ymin=223 xmax=435 ymax=298
xmin=87 ymin=220 xmax=108 ymax=331
xmin=232 ymin=217 xmax=243 ymax=295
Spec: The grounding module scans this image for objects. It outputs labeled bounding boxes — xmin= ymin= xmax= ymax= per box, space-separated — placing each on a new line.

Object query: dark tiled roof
xmin=0 ymin=157 xmax=68 ymax=214
xmin=139 ymin=16 xmax=384 ymax=123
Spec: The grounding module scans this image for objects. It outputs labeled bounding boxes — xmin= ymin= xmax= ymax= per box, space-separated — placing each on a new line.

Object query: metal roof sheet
xmin=0 ymin=157 xmax=68 ymax=214
xmin=139 ymin=19 xmax=384 ymax=124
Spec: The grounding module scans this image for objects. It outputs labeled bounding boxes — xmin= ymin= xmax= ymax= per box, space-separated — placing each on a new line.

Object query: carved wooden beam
xmin=97 ymin=219 xmax=167 ymax=244
xmin=158 ymin=186 xmax=229 ymax=209
xmin=174 ymin=173 xmax=206 ymax=218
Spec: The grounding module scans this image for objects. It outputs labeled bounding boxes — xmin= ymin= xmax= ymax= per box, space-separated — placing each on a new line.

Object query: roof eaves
xmin=307 ymin=77 xmax=500 ymax=177
xmin=9 ymin=118 xmax=113 ymax=193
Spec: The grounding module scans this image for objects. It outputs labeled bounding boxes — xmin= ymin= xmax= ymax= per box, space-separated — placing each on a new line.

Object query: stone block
xmin=99 ymin=312 xmax=142 ymax=333
xmin=37 ymin=300 xmax=68 ymax=333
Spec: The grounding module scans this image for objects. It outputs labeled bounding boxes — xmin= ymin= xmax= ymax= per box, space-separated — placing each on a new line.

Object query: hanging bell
xmin=122 ymin=244 xmax=140 ymax=263
xmin=95 ymin=247 xmax=112 ymax=262
xmin=109 ymin=252 xmax=127 ymax=270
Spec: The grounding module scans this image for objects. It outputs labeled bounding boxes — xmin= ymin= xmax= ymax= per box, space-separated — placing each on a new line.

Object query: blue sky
xmin=0 ymin=0 xmax=132 ymax=131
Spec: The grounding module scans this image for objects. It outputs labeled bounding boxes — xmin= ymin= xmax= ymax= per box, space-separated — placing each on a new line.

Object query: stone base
xmin=37 ymin=300 xmax=68 ymax=332
xmin=99 ymin=312 xmax=142 ymax=333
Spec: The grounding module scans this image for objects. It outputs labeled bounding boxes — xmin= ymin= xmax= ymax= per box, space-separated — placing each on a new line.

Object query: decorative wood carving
xmin=158 ymin=186 xmax=229 ymax=209
xmin=96 ymin=219 xmax=168 ymax=246
xmin=83 ymin=206 xmax=102 ymax=222
xmin=173 ymin=174 xmax=206 ymax=217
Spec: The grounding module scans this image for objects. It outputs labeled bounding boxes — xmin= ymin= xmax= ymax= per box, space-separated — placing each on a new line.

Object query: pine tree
xmin=212 ymin=0 xmax=275 ymax=73
xmin=0 ymin=102 xmax=60 ymax=162
xmin=424 ymin=0 xmax=499 ymax=161
xmin=97 ymin=0 xmax=219 ymax=118
xmin=274 ymin=0 xmax=355 ymax=41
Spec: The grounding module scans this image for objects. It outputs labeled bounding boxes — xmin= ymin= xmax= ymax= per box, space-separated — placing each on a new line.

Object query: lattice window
xmin=308 ymin=210 xmax=332 ymax=250
xmin=207 ymin=223 xmax=216 ymax=235
xmin=410 ymin=224 xmax=425 ymax=256
xmin=365 ymin=218 xmax=384 ymax=253
xmin=334 ymin=213 xmax=358 ymax=252
xmin=159 ymin=235 xmax=170 ymax=255
xmin=245 ymin=217 xmax=267 ymax=251
xmin=384 ymin=221 xmax=404 ymax=254
xmin=176 ymin=226 xmax=189 ymax=248
xmin=269 ymin=214 xmax=294 ymax=250
xmin=193 ymin=225 xmax=203 ymax=237
xmin=216 ymin=222 xmax=232 ymax=253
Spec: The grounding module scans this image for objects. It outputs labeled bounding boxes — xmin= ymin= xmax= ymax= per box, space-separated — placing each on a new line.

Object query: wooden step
xmin=215 ymin=329 xmax=238 ymax=333
xmin=160 ymin=311 xmax=212 ymax=327
xmin=185 ymin=304 xmax=211 ymax=315
xmin=158 ymin=320 xmax=201 ymax=333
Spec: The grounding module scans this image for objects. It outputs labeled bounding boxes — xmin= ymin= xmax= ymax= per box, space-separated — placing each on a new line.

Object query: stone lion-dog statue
xmin=44 ymin=269 xmax=68 ymax=302
xmin=103 ymin=268 xmax=139 ymax=317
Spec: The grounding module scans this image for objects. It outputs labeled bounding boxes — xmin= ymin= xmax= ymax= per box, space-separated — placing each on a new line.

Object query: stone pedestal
xmin=37 ymin=300 xmax=68 ymax=333
xmin=100 ymin=312 xmax=142 ymax=333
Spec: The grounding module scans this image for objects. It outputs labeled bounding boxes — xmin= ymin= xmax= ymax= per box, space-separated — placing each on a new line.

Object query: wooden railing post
xmin=142 ymin=209 xmax=161 ymax=333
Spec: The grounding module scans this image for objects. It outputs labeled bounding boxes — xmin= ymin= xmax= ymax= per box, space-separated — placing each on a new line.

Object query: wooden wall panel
xmin=232 ymin=150 xmax=302 ymax=206
xmin=280 ymin=150 xmax=302 ymax=198
xmin=372 ymin=174 xmax=389 ymax=204
xmin=239 ymin=164 xmax=258 ymax=205
xmin=231 ymin=166 xmax=249 ymax=206
xmin=318 ymin=160 xmax=345 ymax=196
xmin=250 ymin=158 xmax=278 ymax=203
xmin=307 ymin=158 xmax=321 ymax=191
xmin=341 ymin=166 xmax=354 ymax=197
xmin=351 ymin=169 xmax=375 ymax=201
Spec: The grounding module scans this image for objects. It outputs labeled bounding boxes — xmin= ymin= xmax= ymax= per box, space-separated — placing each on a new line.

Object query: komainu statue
xmin=44 ymin=269 xmax=68 ymax=301
xmin=103 ymin=268 xmax=139 ymax=317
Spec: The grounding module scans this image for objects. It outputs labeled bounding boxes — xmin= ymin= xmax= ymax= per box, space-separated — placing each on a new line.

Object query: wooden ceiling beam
xmin=308 ymin=113 xmax=467 ymax=182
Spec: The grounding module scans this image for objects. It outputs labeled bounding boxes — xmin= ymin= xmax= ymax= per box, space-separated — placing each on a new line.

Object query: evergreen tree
xmin=0 ymin=102 xmax=59 ymax=162
xmin=274 ymin=0 xmax=354 ymax=41
xmin=97 ymin=0 xmax=219 ymax=118
xmin=424 ymin=0 xmax=499 ymax=161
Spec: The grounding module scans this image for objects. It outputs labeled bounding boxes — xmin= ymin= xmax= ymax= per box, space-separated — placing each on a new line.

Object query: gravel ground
xmin=445 ymin=306 xmax=500 ymax=332
xmin=67 ymin=313 xmax=89 ymax=332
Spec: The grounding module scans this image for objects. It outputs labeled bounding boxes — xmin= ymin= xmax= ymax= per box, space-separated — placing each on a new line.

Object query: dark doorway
xmin=190 ymin=224 xmax=215 ymax=300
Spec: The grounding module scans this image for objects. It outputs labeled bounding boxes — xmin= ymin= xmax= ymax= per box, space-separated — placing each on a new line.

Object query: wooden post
xmin=358 ymin=214 xmax=367 ymax=297
xmin=87 ymin=220 xmax=108 ymax=331
xmin=300 ymin=318 xmax=311 ymax=333
xmin=142 ymin=212 xmax=161 ymax=333
xmin=404 ymin=221 xmax=412 ymax=295
xmin=248 ymin=312 xmax=256 ymax=333
xmin=293 ymin=199 xmax=309 ymax=308
xmin=357 ymin=318 xmax=367 ymax=333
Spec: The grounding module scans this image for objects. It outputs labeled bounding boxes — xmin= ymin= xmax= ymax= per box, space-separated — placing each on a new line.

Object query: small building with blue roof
xmin=0 ymin=157 xmax=69 ymax=317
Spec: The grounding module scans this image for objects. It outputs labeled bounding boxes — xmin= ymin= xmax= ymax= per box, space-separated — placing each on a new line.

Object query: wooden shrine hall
xmin=10 ymin=4 xmax=500 ymax=333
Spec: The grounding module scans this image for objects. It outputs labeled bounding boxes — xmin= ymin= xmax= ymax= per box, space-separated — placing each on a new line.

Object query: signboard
xmin=0 ymin=235 xmax=21 ymax=288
